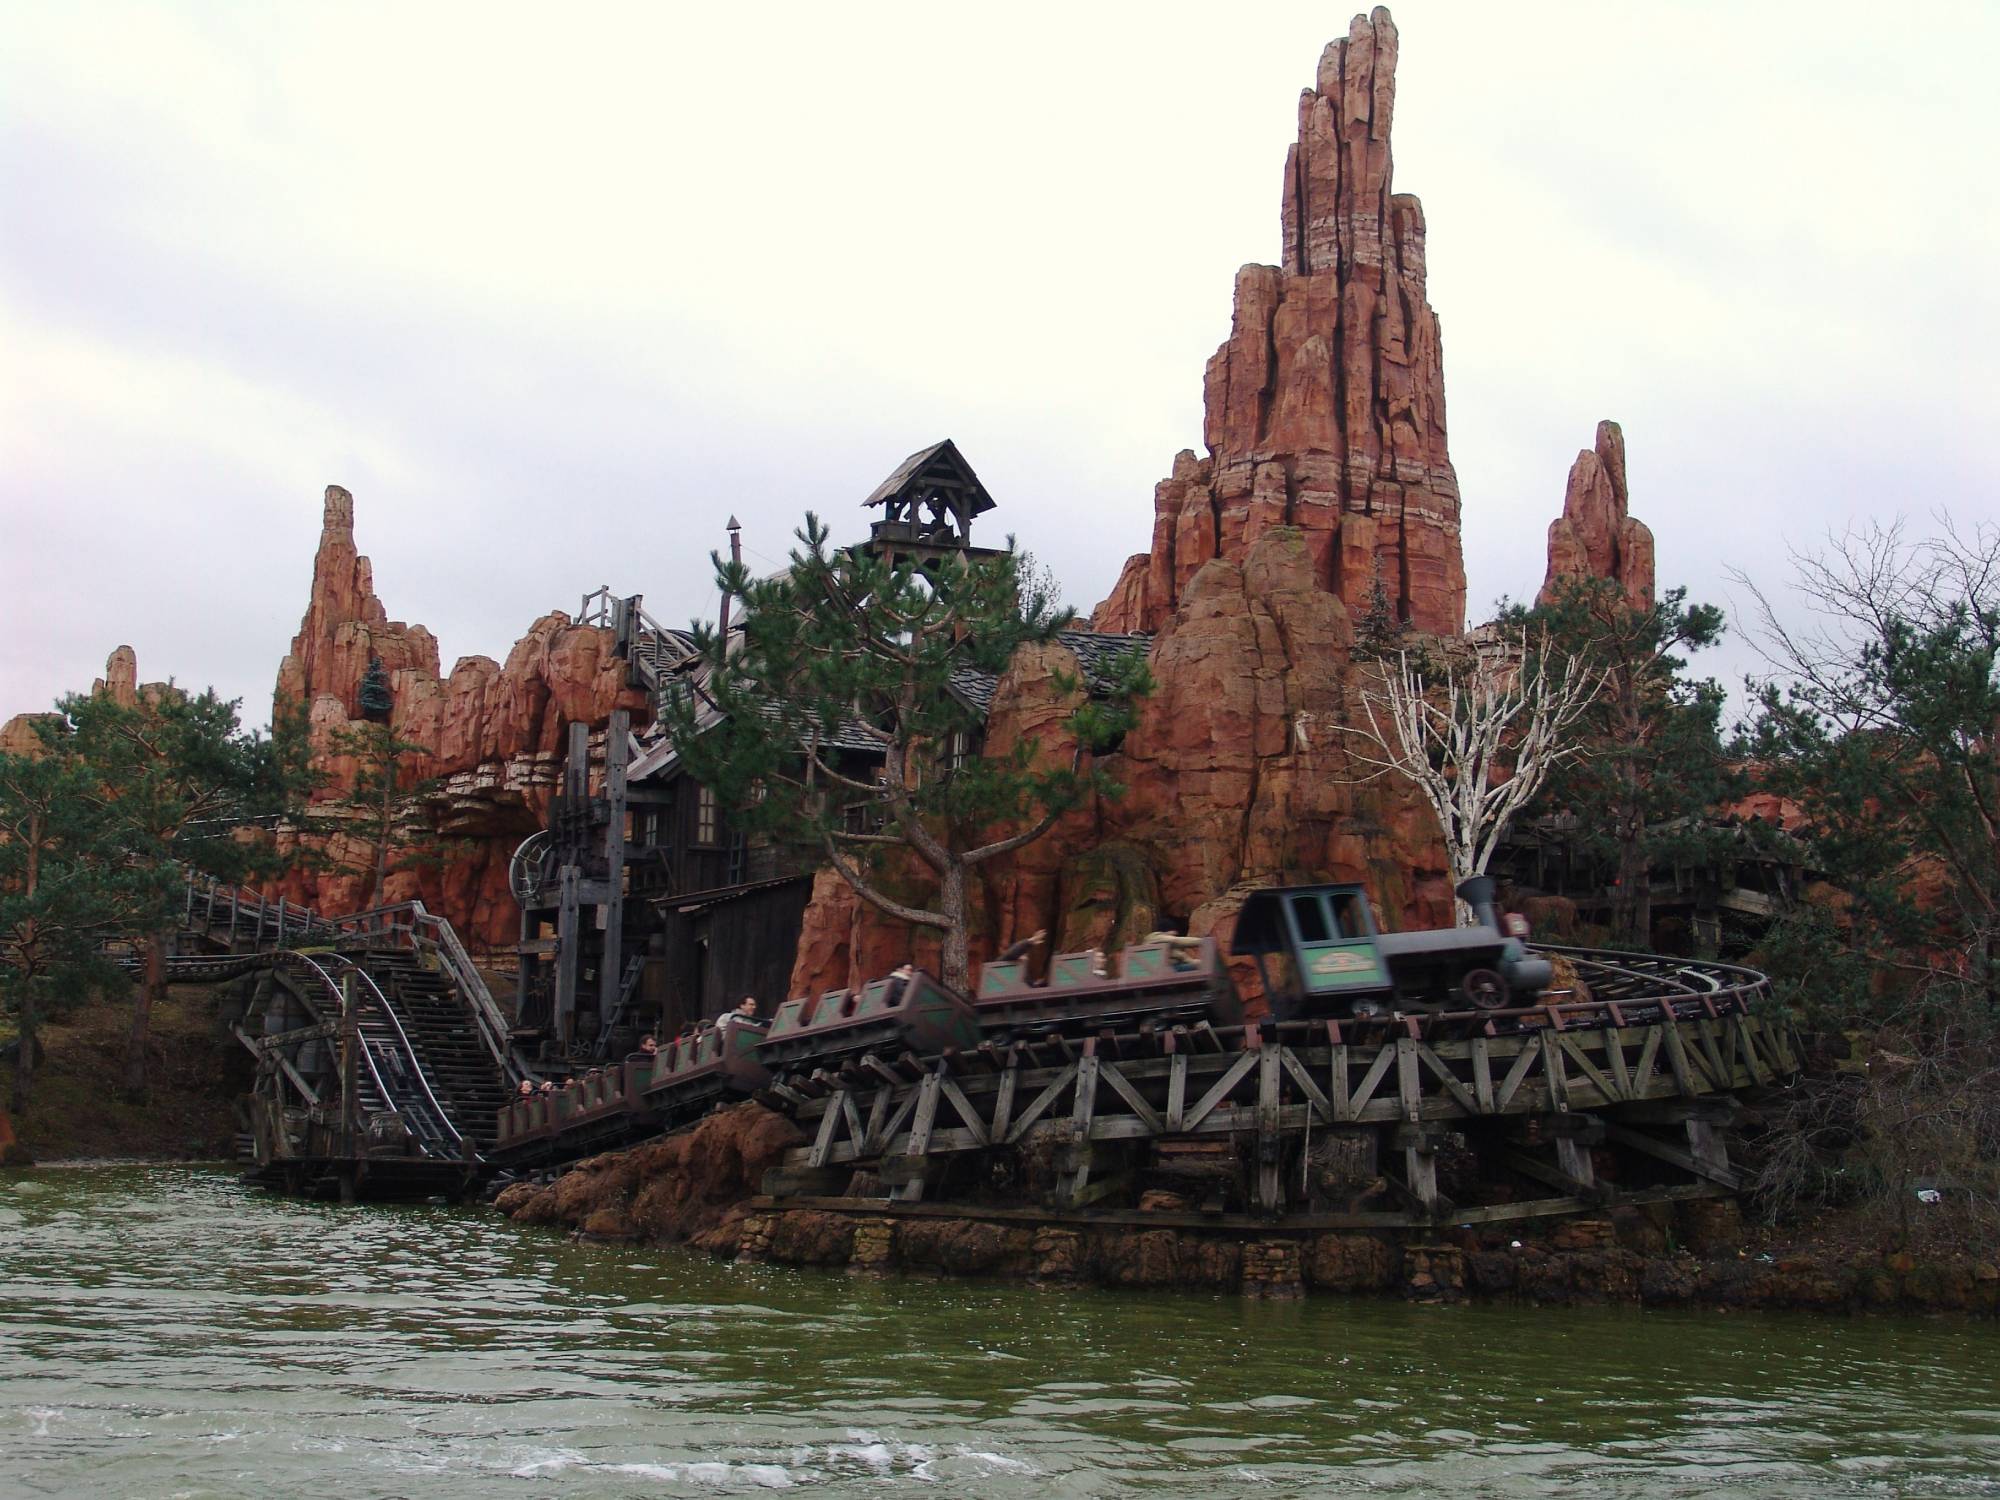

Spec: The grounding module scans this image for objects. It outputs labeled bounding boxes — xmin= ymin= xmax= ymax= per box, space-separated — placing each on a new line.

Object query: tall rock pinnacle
xmin=1095 ymin=7 xmax=1466 ymax=637
xmin=1538 ymin=420 xmax=1656 ymax=612
xmin=274 ymin=484 xmax=440 ymax=719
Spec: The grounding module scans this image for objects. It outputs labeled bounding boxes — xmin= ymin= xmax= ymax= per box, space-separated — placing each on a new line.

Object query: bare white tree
xmin=1346 ymin=631 xmax=1603 ymax=924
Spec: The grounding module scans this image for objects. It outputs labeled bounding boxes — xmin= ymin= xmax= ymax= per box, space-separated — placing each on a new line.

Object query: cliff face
xmin=1539 ymin=420 xmax=1656 ymax=611
xmin=1095 ymin=7 xmax=1465 ymax=639
xmin=267 ymin=488 xmax=648 ymax=947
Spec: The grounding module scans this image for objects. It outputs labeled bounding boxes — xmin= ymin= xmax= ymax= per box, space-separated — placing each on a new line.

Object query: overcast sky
xmin=4 ymin=1 xmax=1995 ymax=729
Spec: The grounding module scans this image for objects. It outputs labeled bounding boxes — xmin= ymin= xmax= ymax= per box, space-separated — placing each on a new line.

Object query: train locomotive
xmin=494 ymin=876 xmax=1551 ymax=1160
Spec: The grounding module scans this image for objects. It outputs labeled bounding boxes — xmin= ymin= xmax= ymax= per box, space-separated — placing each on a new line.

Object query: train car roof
xmin=1231 ymin=883 xmax=1373 ymax=956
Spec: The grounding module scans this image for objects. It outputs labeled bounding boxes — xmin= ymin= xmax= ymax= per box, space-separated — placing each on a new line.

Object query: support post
xmin=598 ymin=709 xmax=630 ymax=1031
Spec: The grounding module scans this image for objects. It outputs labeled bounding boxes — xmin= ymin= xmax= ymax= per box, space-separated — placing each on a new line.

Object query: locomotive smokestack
xmin=1455 ymin=876 xmax=1500 ymax=932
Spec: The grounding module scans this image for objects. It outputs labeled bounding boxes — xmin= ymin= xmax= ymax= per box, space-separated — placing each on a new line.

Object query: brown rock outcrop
xmin=1095 ymin=7 xmax=1465 ymax=638
xmin=1538 ymin=420 xmax=1656 ymax=612
xmin=791 ymin=527 xmax=1454 ymax=1002
xmin=499 ymin=1102 xmax=805 ymax=1252
xmin=92 ymin=646 xmax=139 ymax=707
xmin=266 ymin=487 xmax=649 ymax=947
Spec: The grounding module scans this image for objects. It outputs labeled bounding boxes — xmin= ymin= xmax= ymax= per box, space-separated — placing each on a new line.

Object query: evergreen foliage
xmin=318 ymin=721 xmax=445 ymax=910
xmin=657 ymin=515 xmax=1150 ymax=993
xmin=1736 ymin=520 xmax=1999 ymax=1020
xmin=1506 ymin=578 xmax=1730 ymax=947
xmin=59 ymin=688 xmax=305 ymax=1096
xmin=0 ymin=740 xmax=145 ymax=1111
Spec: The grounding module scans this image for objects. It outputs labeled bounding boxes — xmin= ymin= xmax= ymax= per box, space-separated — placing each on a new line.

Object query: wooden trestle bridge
xmin=163 ymin=875 xmax=1797 ymax=1224
xmin=757 ymin=950 xmax=1795 ymax=1228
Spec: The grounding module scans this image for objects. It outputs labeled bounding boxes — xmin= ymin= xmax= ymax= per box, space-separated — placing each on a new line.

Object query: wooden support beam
xmin=1278 ymin=1045 xmax=1334 ymax=1122
xmin=1504 ymin=1145 xmax=1605 ymax=1203
xmin=939 ymin=1074 xmax=989 ymax=1147
xmin=1555 ymin=1133 xmax=1599 ymax=1196
xmin=1662 ymin=1021 xmax=1700 ymax=1096
xmin=1183 ymin=1049 xmax=1258 ymax=1132
xmin=1557 ymin=1034 xmax=1620 ymax=1104
xmin=1496 ymin=1034 xmax=1541 ymax=1111
xmin=895 ymin=1070 xmax=944 ymax=1201
xmin=990 ymin=1055 xmax=1020 ymax=1141
xmin=1005 ymin=1063 xmax=1077 ymax=1145
xmin=1256 ymin=1043 xmax=1284 ymax=1214
xmin=1063 ymin=1053 xmax=1101 ymax=1205
xmin=1416 ymin=1042 xmax=1481 ymax=1117
xmin=1601 ymin=1025 xmax=1634 ymax=1099
xmin=1330 ymin=1041 xmax=1352 ymax=1122
xmin=1165 ymin=1051 xmax=1188 ymax=1132
xmin=598 ymin=708 xmax=629 ymax=1026
xmin=1731 ymin=1015 xmax=1771 ymax=1088
xmin=1098 ymin=1060 xmax=1163 ymax=1135
xmin=1603 ymin=1120 xmax=1742 ymax=1191
xmin=1471 ymin=1035 xmax=1496 ymax=1114
xmin=1347 ymin=1043 xmax=1396 ymax=1116
xmin=1632 ymin=1025 xmax=1663 ymax=1096
xmin=808 ymin=1090 xmax=845 ymax=1169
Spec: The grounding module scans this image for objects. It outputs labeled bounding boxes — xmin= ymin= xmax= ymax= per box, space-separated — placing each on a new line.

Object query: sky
xmin=4 ymin=1 xmax=1996 ymax=729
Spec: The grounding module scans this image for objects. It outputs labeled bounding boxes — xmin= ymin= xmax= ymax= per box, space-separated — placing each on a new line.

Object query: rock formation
xmin=267 ymin=488 xmax=649 ymax=947
xmin=790 ymin=528 xmax=1454 ymax=1004
xmin=277 ymin=488 xmax=441 ymax=720
xmin=1095 ymin=6 xmax=1465 ymax=638
xmin=1538 ymin=420 xmax=1656 ymax=612
xmin=92 ymin=646 xmax=139 ymax=707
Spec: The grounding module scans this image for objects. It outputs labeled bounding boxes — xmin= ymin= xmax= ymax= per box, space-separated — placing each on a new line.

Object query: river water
xmin=2 ymin=1166 xmax=1996 ymax=1498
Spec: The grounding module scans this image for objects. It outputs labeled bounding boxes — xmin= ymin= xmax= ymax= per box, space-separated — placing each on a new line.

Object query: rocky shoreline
xmin=491 ymin=1105 xmax=2000 ymax=1317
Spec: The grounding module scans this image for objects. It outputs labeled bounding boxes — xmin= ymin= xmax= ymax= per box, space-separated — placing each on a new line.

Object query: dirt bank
xmin=5 ymin=985 xmax=247 ymax=1163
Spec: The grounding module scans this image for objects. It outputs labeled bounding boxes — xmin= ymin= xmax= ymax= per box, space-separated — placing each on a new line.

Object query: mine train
xmin=496 ymin=877 xmax=1552 ymax=1157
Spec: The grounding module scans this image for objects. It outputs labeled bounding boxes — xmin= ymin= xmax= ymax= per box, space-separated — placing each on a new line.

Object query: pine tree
xmin=658 ymin=515 xmax=1149 ymax=994
xmin=1507 ymin=577 xmax=1730 ymax=947
xmin=0 ymin=741 xmax=147 ymax=1110
xmin=61 ymin=688 xmax=303 ymax=1096
xmin=319 ymin=721 xmax=443 ymax=910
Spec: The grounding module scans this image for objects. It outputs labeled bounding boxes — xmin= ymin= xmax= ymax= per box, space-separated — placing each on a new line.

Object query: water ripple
xmin=2 ymin=1165 xmax=1998 ymax=1497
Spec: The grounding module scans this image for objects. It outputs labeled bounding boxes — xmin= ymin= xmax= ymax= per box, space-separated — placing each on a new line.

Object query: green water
xmin=1 ymin=1166 xmax=1996 ymax=1498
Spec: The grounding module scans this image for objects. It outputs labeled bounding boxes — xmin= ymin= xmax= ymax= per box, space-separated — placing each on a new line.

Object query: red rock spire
xmin=274 ymin=484 xmax=440 ymax=720
xmin=1538 ymin=420 xmax=1657 ymax=612
xmin=1095 ymin=6 xmax=1466 ymax=637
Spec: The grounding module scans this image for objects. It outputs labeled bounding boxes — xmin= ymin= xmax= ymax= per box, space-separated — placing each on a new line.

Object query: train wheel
xmin=1461 ymin=967 xmax=1509 ymax=1010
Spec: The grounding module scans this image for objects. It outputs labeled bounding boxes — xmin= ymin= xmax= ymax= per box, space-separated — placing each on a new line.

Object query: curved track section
xmin=274 ymin=952 xmax=465 ymax=1159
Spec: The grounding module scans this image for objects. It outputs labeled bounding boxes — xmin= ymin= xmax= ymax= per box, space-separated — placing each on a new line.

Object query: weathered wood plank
xmin=1183 ymin=1049 xmax=1259 ymax=1132
xmin=1471 ymin=1035 xmax=1495 ymax=1114
xmin=1004 ymin=1063 xmax=1077 ymax=1145
xmin=1098 ymin=1060 xmax=1164 ymax=1135
xmin=1497 ymin=1034 xmax=1542 ymax=1112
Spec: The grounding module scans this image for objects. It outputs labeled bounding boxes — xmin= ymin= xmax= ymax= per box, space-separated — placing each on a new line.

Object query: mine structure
xmin=506 ymin=440 xmax=1147 ymax=1066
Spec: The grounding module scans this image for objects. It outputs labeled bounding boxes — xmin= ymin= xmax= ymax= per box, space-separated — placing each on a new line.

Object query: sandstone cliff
xmin=1095 ymin=7 xmax=1465 ymax=639
xmin=267 ymin=487 xmax=648 ymax=947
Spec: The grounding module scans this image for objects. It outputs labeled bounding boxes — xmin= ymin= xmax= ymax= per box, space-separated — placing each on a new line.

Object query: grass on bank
xmin=11 ymin=984 xmax=246 ymax=1161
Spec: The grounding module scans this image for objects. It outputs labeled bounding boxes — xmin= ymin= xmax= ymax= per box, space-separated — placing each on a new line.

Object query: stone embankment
xmin=494 ymin=1106 xmax=1999 ymax=1315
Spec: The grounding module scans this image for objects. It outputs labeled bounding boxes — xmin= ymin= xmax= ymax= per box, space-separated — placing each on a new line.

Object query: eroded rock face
xmin=790 ymin=528 xmax=1454 ymax=1003
xmin=497 ymin=1102 xmax=805 ymax=1251
xmin=1095 ymin=7 xmax=1466 ymax=639
xmin=1538 ymin=420 xmax=1656 ymax=612
xmin=266 ymin=487 xmax=648 ymax=947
